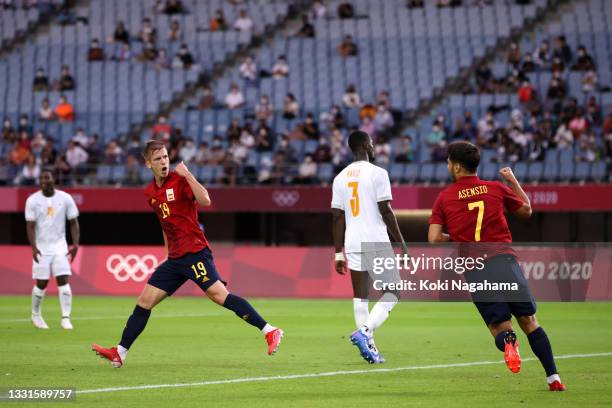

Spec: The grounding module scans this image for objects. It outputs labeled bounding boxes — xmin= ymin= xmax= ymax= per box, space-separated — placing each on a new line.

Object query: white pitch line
xmin=0 ymin=312 xmax=219 ymax=323
xmin=78 ymin=352 xmax=612 ymax=395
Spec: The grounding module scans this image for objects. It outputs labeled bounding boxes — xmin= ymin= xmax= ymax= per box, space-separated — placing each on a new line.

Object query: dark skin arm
xmin=377 ymin=200 xmax=408 ymax=253
xmin=332 ymin=208 xmax=346 ymax=275
xmin=26 ymin=221 xmax=40 ymax=262
xmin=67 ymin=218 xmax=80 ymax=262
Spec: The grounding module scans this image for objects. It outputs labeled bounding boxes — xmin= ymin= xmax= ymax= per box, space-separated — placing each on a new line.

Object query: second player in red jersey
xmin=430 ymin=175 xmax=525 ymax=244
xmin=427 ymin=141 xmax=565 ymax=392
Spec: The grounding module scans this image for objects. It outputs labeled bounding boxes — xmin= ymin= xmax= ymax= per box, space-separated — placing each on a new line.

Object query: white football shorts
xmin=32 ymin=253 xmax=72 ymax=280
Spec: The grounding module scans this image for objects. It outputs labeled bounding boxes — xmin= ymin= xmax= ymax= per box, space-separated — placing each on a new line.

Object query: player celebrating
xmin=25 ymin=169 xmax=80 ymax=330
xmin=428 ymin=141 xmax=565 ymax=391
xmin=92 ymin=140 xmax=283 ymax=367
xmin=332 ymin=130 xmax=406 ymax=364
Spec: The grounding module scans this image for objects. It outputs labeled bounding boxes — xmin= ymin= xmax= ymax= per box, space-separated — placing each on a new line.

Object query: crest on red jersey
xmin=166 ymin=188 xmax=175 ymax=202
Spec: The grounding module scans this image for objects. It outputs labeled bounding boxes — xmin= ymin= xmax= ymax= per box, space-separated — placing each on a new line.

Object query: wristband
xmin=335 ymin=252 xmax=345 ymax=262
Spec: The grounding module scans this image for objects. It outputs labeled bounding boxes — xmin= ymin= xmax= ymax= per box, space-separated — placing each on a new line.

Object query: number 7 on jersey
xmin=468 ymin=200 xmax=484 ymax=242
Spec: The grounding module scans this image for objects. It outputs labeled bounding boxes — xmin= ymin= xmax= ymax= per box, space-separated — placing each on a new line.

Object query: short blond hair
xmin=142 ymin=140 xmax=166 ymax=160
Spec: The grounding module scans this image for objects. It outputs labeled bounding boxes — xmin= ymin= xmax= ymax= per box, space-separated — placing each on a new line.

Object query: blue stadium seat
xmin=481 ymin=162 xmax=498 ymax=181
xmin=558 ymin=162 xmax=575 ymax=181
xmin=433 ymin=163 xmax=449 ymax=183
xmin=317 ymin=163 xmax=334 ymax=183
xmin=543 ymin=162 xmax=559 ymax=182
xmin=574 ymin=162 xmax=591 ymax=182
xmin=526 ymin=162 xmax=544 ymax=183
xmin=591 ymin=161 xmax=608 ymax=182
xmin=419 ymin=163 xmax=435 ymax=183
xmin=96 ymin=165 xmax=112 ymax=184
xmin=389 ymin=163 xmax=405 ymax=183
xmin=404 ymin=163 xmax=419 ymax=183
xmin=513 ymin=162 xmax=528 ymax=180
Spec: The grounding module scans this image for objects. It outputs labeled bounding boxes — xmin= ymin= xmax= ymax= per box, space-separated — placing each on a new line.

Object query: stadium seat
xmin=591 ymin=161 xmax=608 ymax=182
xmin=526 ymin=162 xmax=544 ymax=183
xmin=317 ymin=163 xmax=334 ymax=183
xmin=513 ymin=162 xmax=528 ymax=180
xmin=481 ymin=162 xmax=498 ymax=181
xmin=574 ymin=162 xmax=591 ymax=182
xmin=96 ymin=165 xmax=112 ymax=184
xmin=433 ymin=163 xmax=449 ymax=183
xmin=404 ymin=163 xmax=419 ymax=183
xmin=419 ymin=163 xmax=435 ymax=183
xmin=558 ymin=162 xmax=575 ymax=182
xmin=389 ymin=163 xmax=405 ymax=183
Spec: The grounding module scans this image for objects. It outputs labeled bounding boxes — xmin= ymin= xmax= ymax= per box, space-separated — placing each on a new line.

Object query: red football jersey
xmin=429 ymin=175 xmax=525 ymax=244
xmin=144 ymin=171 xmax=208 ymax=259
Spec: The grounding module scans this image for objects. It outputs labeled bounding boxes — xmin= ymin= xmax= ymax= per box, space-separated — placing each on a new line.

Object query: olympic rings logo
xmin=106 ymin=254 xmax=158 ymax=282
xmin=272 ymin=190 xmax=300 ymax=207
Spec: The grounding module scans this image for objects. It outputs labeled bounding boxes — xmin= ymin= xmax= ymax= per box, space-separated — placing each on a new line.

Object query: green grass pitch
xmin=1 ymin=296 xmax=611 ymax=407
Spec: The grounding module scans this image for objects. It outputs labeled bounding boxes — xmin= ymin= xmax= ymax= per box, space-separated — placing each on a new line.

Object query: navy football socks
xmin=494 ymin=331 xmax=508 ymax=352
xmin=223 ymin=293 xmax=267 ymax=330
xmin=119 ymin=305 xmax=151 ymax=349
xmin=527 ymin=326 xmax=558 ymax=376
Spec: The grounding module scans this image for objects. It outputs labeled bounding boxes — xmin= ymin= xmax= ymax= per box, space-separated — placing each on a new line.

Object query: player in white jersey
xmin=331 ymin=130 xmax=407 ymax=364
xmin=25 ymin=169 xmax=80 ymax=330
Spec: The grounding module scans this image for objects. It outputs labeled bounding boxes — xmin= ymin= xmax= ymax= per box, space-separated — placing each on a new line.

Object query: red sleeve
xmin=499 ymin=182 xmax=525 ymax=213
xmin=429 ymin=193 xmax=446 ymax=225
xmin=181 ymin=176 xmax=195 ymax=201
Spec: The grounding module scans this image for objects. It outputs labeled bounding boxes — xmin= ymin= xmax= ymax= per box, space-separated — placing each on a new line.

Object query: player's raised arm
xmin=499 ymin=167 xmax=532 ymax=219
xmin=175 ymin=161 xmax=211 ymax=207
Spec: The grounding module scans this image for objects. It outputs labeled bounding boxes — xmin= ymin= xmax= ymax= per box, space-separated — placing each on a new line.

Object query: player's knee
xmin=489 ymin=320 xmax=513 ymax=336
xmin=56 ymin=276 xmax=69 ymax=286
xmin=136 ymin=295 xmax=156 ymax=310
xmin=207 ymin=290 xmax=228 ymax=305
xmin=517 ymin=315 xmax=539 ymax=333
xmin=36 ymin=280 xmax=49 ymax=289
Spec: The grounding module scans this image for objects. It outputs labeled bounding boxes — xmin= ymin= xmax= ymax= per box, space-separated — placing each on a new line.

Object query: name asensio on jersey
xmin=458 ymin=185 xmax=488 ymax=199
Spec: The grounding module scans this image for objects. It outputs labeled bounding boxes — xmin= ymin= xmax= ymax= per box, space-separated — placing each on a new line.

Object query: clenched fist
xmin=499 ymin=167 xmax=517 ymax=183
xmin=175 ymin=161 xmax=191 ymax=178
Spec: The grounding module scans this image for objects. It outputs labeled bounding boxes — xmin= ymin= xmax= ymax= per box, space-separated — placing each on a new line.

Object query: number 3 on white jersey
xmin=348 ymin=182 xmax=359 ymax=216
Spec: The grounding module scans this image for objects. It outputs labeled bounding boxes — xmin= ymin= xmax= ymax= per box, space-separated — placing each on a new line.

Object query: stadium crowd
xmin=0 ymin=0 xmax=610 ymax=186
xmin=448 ymin=35 xmax=612 ymax=165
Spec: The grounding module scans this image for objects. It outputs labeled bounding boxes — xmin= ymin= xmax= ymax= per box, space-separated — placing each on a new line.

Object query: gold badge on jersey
xmin=47 ymin=206 xmax=55 ymax=217
xmin=166 ymin=188 xmax=175 ymax=202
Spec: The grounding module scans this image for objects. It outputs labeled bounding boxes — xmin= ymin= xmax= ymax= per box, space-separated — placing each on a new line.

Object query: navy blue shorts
xmin=147 ymin=247 xmax=224 ymax=295
xmin=467 ymin=254 xmax=537 ymax=326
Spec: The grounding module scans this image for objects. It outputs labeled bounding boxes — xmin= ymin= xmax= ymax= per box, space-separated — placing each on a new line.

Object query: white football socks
xmin=353 ymin=298 xmax=369 ymax=328
xmin=547 ymin=374 xmax=561 ymax=384
xmin=32 ymin=286 xmax=46 ymax=316
xmin=261 ymin=323 xmax=276 ymax=335
xmin=57 ymin=284 xmax=72 ymax=318
xmin=117 ymin=345 xmax=128 ymax=361
xmin=363 ymin=292 xmax=398 ymax=334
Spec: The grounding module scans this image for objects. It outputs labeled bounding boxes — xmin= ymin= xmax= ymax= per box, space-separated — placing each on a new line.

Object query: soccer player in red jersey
xmin=428 ymin=141 xmax=565 ymax=391
xmin=92 ymin=140 xmax=283 ymax=367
